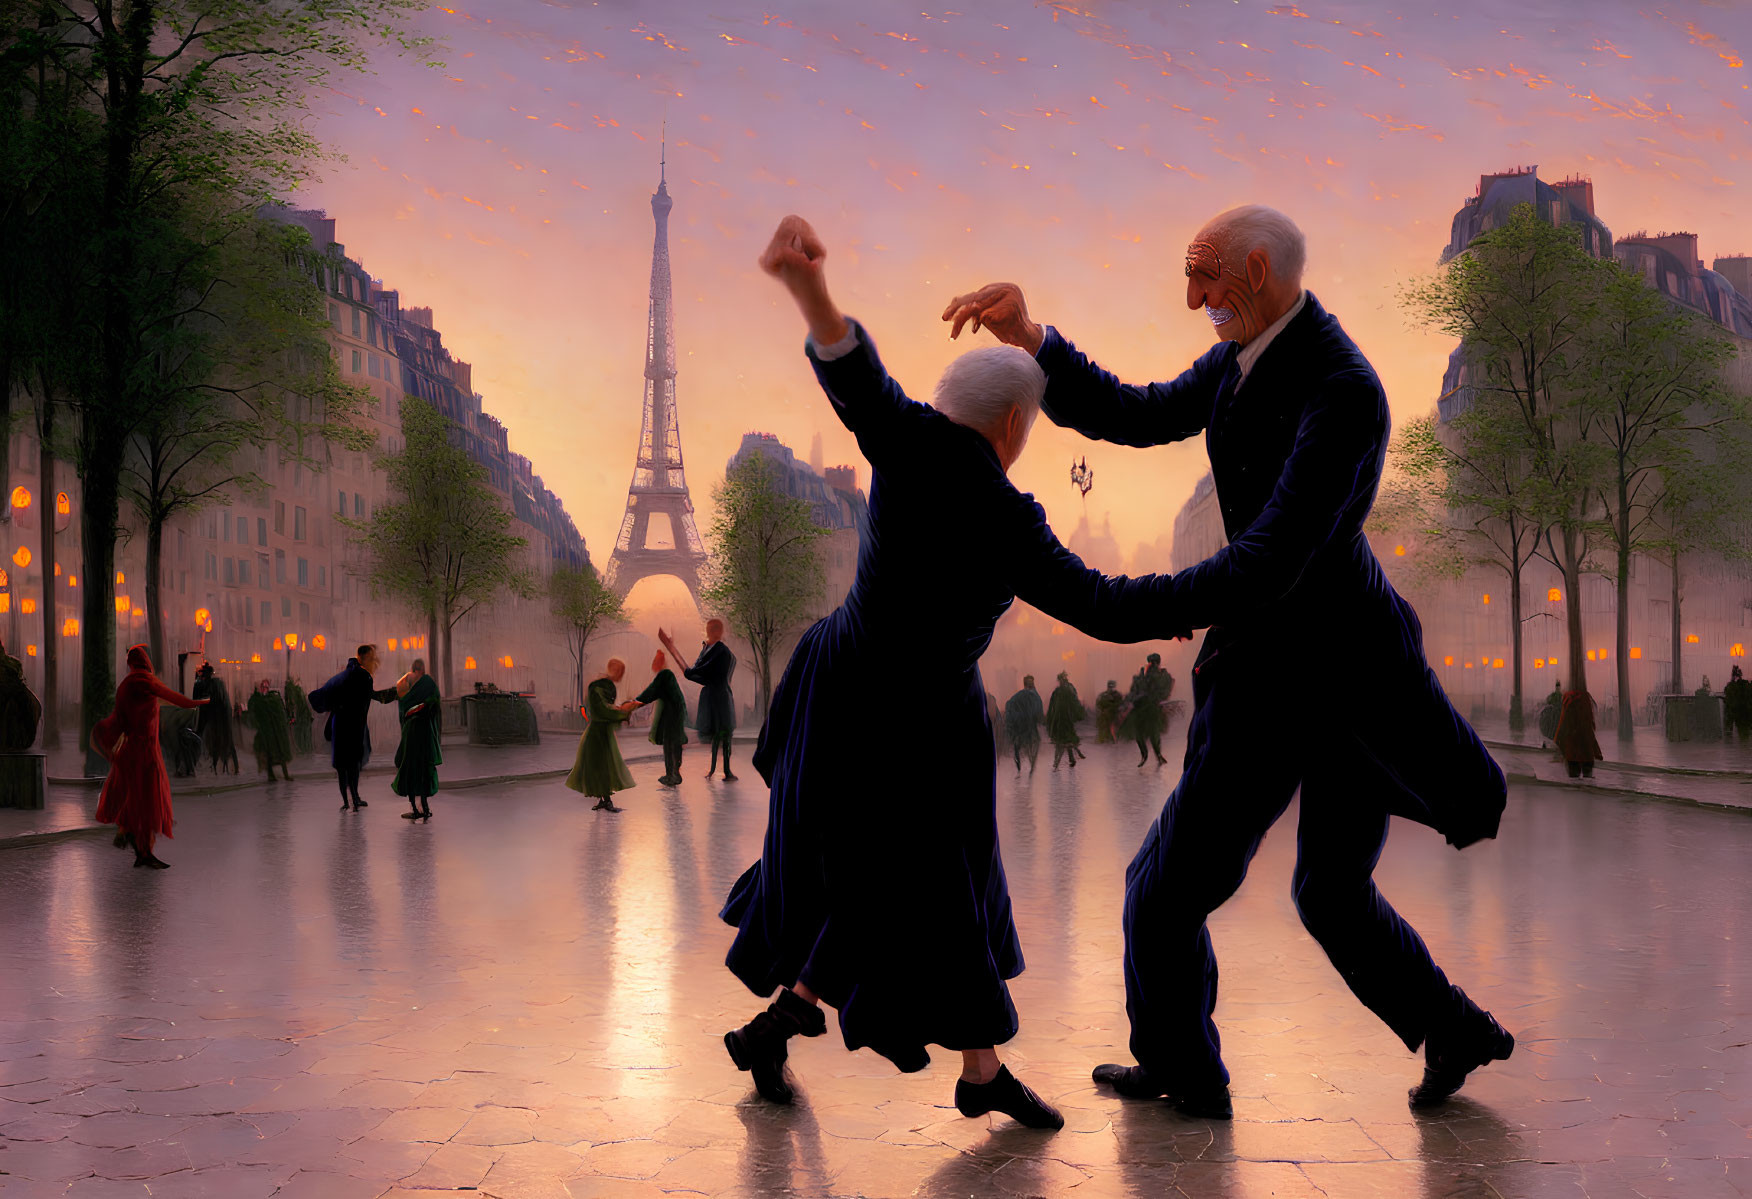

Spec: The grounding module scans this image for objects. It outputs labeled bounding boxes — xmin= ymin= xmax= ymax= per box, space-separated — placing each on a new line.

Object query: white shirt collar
xmin=1234 ymin=290 xmax=1307 ymax=383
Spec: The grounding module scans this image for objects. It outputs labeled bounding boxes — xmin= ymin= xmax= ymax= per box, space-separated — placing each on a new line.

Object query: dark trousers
xmin=1136 ymin=733 xmax=1163 ymax=761
xmin=1121 ymin=649 xmax=1505 ymax=1090
xmin=1565 ymin=760 xmax=1594 ymax=778
xmin=336 ymin=762 xmax=362 ymax=803
xmin=708 ymin=733 xmax=732 ymax=772
xmin=663 ymin=741 xmax=683 ymax=779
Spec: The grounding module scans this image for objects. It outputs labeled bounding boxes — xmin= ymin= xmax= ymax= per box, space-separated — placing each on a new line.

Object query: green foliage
xmin=549 ymin=562 xmax=625 ymax=709
xmin=701 ymin=453 xmax=827 ymax=720
xmin=350 ymin=398 xmax=536 ymax=693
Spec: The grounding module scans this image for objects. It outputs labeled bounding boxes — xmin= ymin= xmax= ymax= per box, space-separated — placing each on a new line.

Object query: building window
xmin=273 ymin=501 xmax=285 ymax=534
xmin=281 ymin=595 xmax=291 ymax=618
xmin=368 ymin=353 xmax=379 ymax=379
xmin=254 ymin=517 xmax=265 ymax=545
xmin=318 ymin=565 xmax=327 ymax=589
xmin=329 ymin=302 xmax=339 ymax=323
xmin=223 ymin=557 xmax=235 ymax=585
xmin=351 ymin=349 xmax=362 ymax=373
xmin=294 ymin=506 xmax=306 ymax=541
xmin=237 ymin=516 xmax=248 ymax=544
xmin=259 ymin=600 xmax=270 ymax=627
xmin=274 ymin=548 xmax=286 ymax=584
xmin=258 ymin=553 xmax=269 ymax=585
xmin=351 ymin=308 xmax=362 ymax=337
xmin=354 ymin=494 xmax=364 ymax=517
xmin=337 ymin=489 xmax=347 ymax=514
xmin=239 ymin=557 xmax=250 ymax=585
xmin=297 ymin=557 xmax=308 ymax=586
xmin=205 ymin=552 xmax=216 ymax=580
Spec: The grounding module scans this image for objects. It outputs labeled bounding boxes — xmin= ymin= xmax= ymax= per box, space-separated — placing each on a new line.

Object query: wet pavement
xmin=0 ymin=735 xmax=1748 ymax=1198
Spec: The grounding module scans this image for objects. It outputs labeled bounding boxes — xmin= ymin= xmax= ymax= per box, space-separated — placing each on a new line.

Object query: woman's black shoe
xmin=954 ymin=1066 xmax=1064 ymax=1129
xmin=351 ymin=797 xmax=368 ymax=809
xmin=724 ymin=988 xmax=827 ymax=1104
xmin=401 ymin=810 xmax=422 ymax=819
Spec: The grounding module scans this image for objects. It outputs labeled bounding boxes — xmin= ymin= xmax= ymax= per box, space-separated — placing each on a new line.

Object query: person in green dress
xmin=246 ymin=678 xmax=295 ymax=781
xmin=393 ymin=658 xmax=443 ymax=820
xmin=285 ymin=675 xmax=314 ymax=755
xmin=1047 ymin=671 xmax=1087 ymax=769
xmin=566 ymin=659 xmax=644 ymax=812
xmin=636 ymin=649 xmax=689 ymax=787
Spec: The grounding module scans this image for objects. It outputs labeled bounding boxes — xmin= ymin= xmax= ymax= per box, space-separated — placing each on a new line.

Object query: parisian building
xmin=0 ymin=208 xmax=590 ymax=745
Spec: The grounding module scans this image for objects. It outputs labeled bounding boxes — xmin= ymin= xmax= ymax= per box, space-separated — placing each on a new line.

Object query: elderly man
xmin=720 ymin=215 xmax=1190 ymax=1131
xmin=945 ymin=205 xmax=1513 ymax=1116
xmin=309 ymin=644 xmax=398 ymax=812
xmin=659 ymin=622 xmax=736 ymax=780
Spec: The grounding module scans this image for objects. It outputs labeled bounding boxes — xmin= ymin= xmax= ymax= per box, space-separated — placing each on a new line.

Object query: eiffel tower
xmin=605 ymin=147 xmax=707 ymax=601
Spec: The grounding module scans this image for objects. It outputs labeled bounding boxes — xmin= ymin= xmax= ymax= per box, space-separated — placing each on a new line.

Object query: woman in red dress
xmin=94 ymin=645 xmax=207 ymax=868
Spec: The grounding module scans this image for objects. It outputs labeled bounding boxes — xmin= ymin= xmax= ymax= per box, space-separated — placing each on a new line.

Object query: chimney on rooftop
xmin=1713 ymin=256 xmax=1752 ymax=298
xmin=1551 ymin=176 xmax=1595 ymax=218
xmin=825 ymin=465 xmax=858 ymax=495
xmin=1652 ymin=232 xmax=1702 ymax=272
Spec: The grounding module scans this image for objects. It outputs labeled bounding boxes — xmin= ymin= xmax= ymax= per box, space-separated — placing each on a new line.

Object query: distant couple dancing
xmin=718 ymin=208 xmax=1513 ymax=1129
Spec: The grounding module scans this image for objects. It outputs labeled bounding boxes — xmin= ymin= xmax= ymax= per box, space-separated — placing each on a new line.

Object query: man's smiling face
xmin=1185 ymin=230 xmax=1270 ymax=346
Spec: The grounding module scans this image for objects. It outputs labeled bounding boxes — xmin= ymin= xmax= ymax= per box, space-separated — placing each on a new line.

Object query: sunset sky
xmin=302 ymin=0 xmax=1752 ymax=581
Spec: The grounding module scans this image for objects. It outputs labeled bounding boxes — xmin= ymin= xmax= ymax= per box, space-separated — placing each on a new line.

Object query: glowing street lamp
xmin=9 ymin=486 xmax=29 ymax=510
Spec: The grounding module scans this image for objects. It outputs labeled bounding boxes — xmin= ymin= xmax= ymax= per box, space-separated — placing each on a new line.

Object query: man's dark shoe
xmin=955 ymin=1065 xmax=1064 ymax=1129
xmin=1409 ymin=1012 xmax=1514 ymax=1108
xmin=721 ymin=771 xmax=739 ymax=782
xmin=352 ymin=797 xmax=368 ymax=809
xmin=724 ymin=987 xmax=827 ymax=1104
xmin=1093 ymin=1063 xmax=1232 ymax=1119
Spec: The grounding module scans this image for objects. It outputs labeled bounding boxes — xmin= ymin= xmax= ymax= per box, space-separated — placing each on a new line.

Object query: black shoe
xmin=352 ymin=797 xmax=368 ymax=809
xmin=420 ymin=805 xmax=433 ymax=819
xmin=721 ymin=771 xmax=739 ymax=782
xmin=724 ymin=988 xmax=827 ymax=1104
xmin=402 ymin=810 xmax=422 ymax=819
xmin=340 ymin=800 xmax=351 ymax=811
xmin=1092 ymin=1063 xmax=1232 ymax=1119
xmin=955 ymin=1066 xmax=1064 ymax=1130
xmin=1409 ymin=1012 xmax=1514 ymax=1108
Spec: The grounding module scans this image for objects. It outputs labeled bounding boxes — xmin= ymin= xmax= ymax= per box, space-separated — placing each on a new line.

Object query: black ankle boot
xmin=955 ymin=1065 xmax=1065 ymax=1130
xmin=724 ymin=988 xmax=827 ymax=1104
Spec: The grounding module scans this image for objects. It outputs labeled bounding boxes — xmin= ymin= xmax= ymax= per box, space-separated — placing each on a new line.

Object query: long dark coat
xmin=1119 ymin=665 xmax=1171 ymax=741
xmin=285 ymin=679 xmax=314 ymax=753
xmin=1036 ymin=292 xmax=1506 ymax=849
xmin=1554 ymin=690 xmax=1603 ymax=765
xmin=392 ymin=673 xmax=443 ymax=798
xmin=720 ymin=319 xmax=1183 ymax=1070
xmin=637 ymin=668 xmax=690 ymax=748
xmin=308 ymin=659 xmax=396 ymax=770
xmin=192 ymin=676 xmax=236 ymax=766
xmin=685 ymin=642 xmax=736 ymax=739
xmin=1003 ymin=686 xmax=1043 ymax=749
xmin=1046 ymin=681 xmax=1086 ymax=746
xmin=566 ymin=677 xmax=634 ymax=799
xmin=246 ymin=689 xmax=294 ymax=768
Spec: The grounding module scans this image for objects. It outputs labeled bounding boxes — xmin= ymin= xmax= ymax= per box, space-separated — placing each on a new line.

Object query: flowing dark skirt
xmin=721 ymin=614 xmax=1023 ymax=1071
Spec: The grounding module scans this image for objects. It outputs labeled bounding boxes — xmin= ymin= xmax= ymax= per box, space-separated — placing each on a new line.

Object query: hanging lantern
xmin=1547 ymin=587 xmax=1561 ymax=602
xmin=9 ymin=486 xmax=29 ymax=509
xmin=115 ymin=596 xmax=130 ymax=614
xmin=115 ymin=571 xmax=125 ymax=585
xmin=387 ymin=638 xmax=398 ymax=651
xmin=55 ymin=492 xmax=69 ymax=516
xmin=464 ymin=656 xmax=477 ymax=670
xmin=20 ymin=598 xmax=35 ymax=615
xmin=272 ymin=637 xmax=283 ymax=651
xmin=61 ymin=618 xmax=78 ymax=636
xmin=11 ymin=546 xmax=30 ymax=568
xmin=313 ymin=634 xmax=326 ymax=649
xmin=194 ymin=607 xmax=210 ymax=626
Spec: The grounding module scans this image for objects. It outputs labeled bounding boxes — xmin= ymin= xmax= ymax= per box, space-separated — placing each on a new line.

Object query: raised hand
xmin=759 ymin=214 xmax=848 ymax=346
xmin=940 ymin=282 xmax=1044 ymax=354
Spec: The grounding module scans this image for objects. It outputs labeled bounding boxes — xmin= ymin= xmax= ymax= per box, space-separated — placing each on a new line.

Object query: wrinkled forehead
xmin=1185 ymin=230 xmax=1234 ymax=279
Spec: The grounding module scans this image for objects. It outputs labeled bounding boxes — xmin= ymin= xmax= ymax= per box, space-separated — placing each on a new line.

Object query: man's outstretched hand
xmin=760 ymin=215 xmax=848 ymax=346
xmin=941 ymin=282 xmax=1044 ymax=355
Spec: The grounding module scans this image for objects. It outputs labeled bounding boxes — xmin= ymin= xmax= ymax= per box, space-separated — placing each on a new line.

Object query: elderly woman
xmin=565 ymin=659 xmax=643 ymax=812
xmin=719 ymin=216 xmax=1185 ymax=1130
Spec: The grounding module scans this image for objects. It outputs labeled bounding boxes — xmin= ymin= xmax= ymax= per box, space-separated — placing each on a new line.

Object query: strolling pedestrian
xmin=393 ymin=658 xmax=442 ymax=821
xmin=285 ymin=675 xmax=314 ymax=755
xmin=191 ymin=661 xmax=238 ymax=775
xmin=637 ymin=649 xmax=689 ymax=787
xmin=1537 ymin=683 xmax=1562 ymax=748
xmin=1003 ymin=676 xmax=1044 ymax=773
xmin=308 ymin=644 xmax=398 ymax=812
xmin=93 ymin=646 xmax=207 ymax=869
xmin=1555 ymin=689 xmax=1603 ymax=779
xmin=566 ymin=658 xmax=642 ymax=812
xmin=1047 ymin=671 xmax=1086 ymax=769
xmin=1724 ymin=666 xmax=1752 ymax=742
xmin=246 ymin=678 xmax=295 ymax=782
xmin=662 ymin=622 xmax=737 ymax=781
xmin=1094 ymin=679 xmax=1124 ymax=744
xmin=1120 ymin=653 xmax=1172 ymax=767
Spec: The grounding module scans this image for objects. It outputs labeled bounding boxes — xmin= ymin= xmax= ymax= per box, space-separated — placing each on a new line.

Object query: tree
xmin=1402 ymin=202 xmax=1607 ymax=696
xmin=701 ymin=453 xmax=826 ymax=723
xmin=120 ymin=211 xmax=372 ymax=672
xmin=1578 ymin=260 xmax=1747 ymax=737
xmin=351 ymin=398 xmax=536 ymax=695
xmin=549 ymin=562 xmax=625 ymax=711
xmin=1645 ymin=441 xmax=1752 ymax=701
xmin=1378 ymin=405 xmax=1545 ymax=729
xmin=0 ymin=0 xmax=433 ymax=761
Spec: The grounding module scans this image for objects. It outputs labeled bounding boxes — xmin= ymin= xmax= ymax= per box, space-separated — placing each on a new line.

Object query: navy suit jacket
xmin=1037 ymin=291 xmax=1415 ymax=661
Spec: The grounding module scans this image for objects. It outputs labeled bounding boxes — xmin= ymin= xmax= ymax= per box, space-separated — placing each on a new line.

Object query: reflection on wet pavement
xmin=0 ymin=739 xmax=1746 ymax=1197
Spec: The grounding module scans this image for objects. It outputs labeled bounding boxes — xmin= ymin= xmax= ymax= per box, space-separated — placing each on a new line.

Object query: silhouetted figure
xmin=393 ymin=658 xmax=442 ymax=820
xmin=1094 ymin=679 xmax=1124 ymax=744
xmin=1537 ymin=683 xmax=1562 ymax=748
xmin=309 ymin=644 xmax=397 ymax=812
xmin=285 ymin=676 xmax=314 ymax=754
xmin=663 ymin=623 xmax=737 ymax=780
xmin=0 ymin=637 xmax=42 ymax=751
xmin=1555 ymin=689 xmax=1602 ymax=779
xmin=638 ymin=649 xmax=689 ymax=786
xmin=1047 ymin=671 xmax=1086 ymax=769
xmin=945 ymin=207 xmax=1512 ymax=1116
xmin=1725 ymin=666 xmax=1752 ymax=742
xmin=1120 ymin=654 xmax=1173 ymax=767
xmin=1003 ymin=676 xmax=1044 ymax=773
xmin=93 ymin=646 xmax=206 ymax=869
xmin=191 ymin=662 xmax=238 ymax=774
xmin=566 ymin=658 xmax=642 ymax=812
xmin=246 ymin=678 xmax=295 ymax=781
xmin=720 ymin=217 xmax=1186 ymax=1132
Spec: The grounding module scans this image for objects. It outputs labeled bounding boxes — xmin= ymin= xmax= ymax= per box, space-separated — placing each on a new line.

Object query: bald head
xmin=1184 ymin=204 xmax=1306 ymax=346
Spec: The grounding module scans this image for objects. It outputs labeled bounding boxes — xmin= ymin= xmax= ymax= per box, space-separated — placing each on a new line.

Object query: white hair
xmin=1206 ymin=204 xmax=1306 ymax=285
xmin=931 ymin=345 xmax=1044 ymax=443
